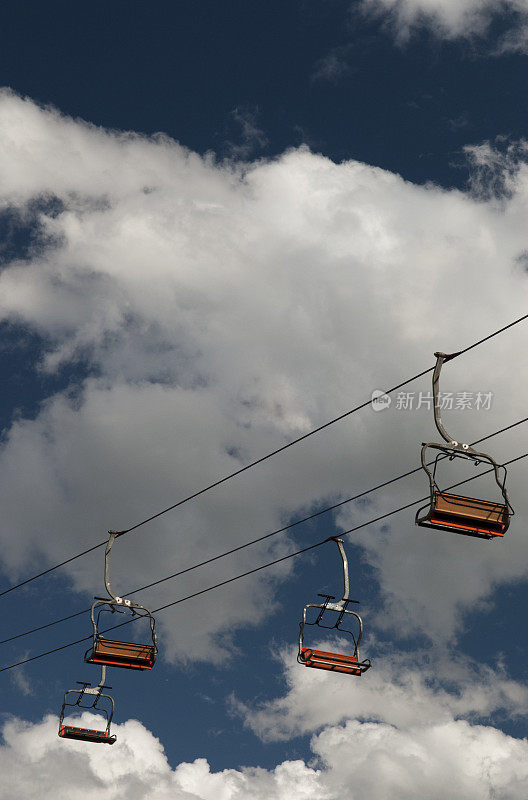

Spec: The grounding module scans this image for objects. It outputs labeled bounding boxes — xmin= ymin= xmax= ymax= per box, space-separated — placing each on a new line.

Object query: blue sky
xmin=1 ymin=1 xmax=528 ymax=798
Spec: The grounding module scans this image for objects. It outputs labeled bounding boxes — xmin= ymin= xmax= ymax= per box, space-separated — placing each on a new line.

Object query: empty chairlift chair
xmin=416 ymin=351 xmax=513 ymax=540
xmin=298 ymin=538 xmax=371 ymax=676
xmin=58 ymin=665 xmax=117 ymax=745
xmin=85 ymin=531 xmax=157 ymax=671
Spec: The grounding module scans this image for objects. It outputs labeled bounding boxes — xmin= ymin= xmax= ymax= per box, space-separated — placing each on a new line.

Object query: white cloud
xmin=236 ymin=647 xmax=528 ymax=741
xmin=311 ymin=718 xmax=528 ymax=800
xmin=464 ymin=140 xmax=528 ymax=199
xmin=312 ymin=47 xmax=352 ymax=83
xmin=3 ymin=659 xmax=528 ymax=800
xmin=0 ymin=712 xmax=322 ymax=800
xmin=235 ymin=650 xmax=528 ymax=797
xmin=228 ymin=107 xmax=269 ymax=159
xmin=359 ymin=0 xmax=528 ymax=50
xmin=0 ymin=89 xmax=527 ymax=665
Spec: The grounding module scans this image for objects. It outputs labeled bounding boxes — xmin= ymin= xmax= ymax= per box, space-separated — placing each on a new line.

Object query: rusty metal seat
xmin=298 ymin=539 xmax=371 ymax=678
xmin=300 ymin=647 xmax=370 ymax=675
xmin=419 ymin=491 xmax=509 ymax=539
xmin=58 ymin=667 xmax=116 ymax=746
xmin=59 ymin=724 xmax=116 ymax=745
xmin=86 ymin=531 xmax=158 ymax=671
xmin=416 ymin=351 xmax=513 ymax=541
xmin=85 ymin=636 xmax=156 ymax=670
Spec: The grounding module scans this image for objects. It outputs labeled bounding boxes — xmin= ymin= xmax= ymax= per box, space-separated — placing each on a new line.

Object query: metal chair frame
xmin=416 ymin=352 xmax=513 ymax=539
xmin=58 ymin=665 xmax=117 ymax=744
xmin=85 ymin=531 xmax=158 ymax=670
xmin=298 ymin=538 xmax=371 ymax=675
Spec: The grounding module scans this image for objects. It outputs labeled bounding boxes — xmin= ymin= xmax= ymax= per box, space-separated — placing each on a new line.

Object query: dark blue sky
xmin=1 ymin=0 xmax=528 ymax=788
xmin=1 ymin=0 xmax=526 ymax=187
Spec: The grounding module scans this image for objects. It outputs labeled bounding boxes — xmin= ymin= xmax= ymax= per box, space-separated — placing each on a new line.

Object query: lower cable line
xmin=2 ymin=449 xmax=526 ymax=674
xmin=2 ymin=415 xmax=526 ymax=648
xmin=2 ymin=313 xmax=527 ymax=603
xmin=0 ymin=542 xmax=107 ymax=599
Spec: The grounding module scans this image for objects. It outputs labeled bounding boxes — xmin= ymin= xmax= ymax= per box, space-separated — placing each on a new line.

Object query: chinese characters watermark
xmin=371 ymin=390 xmax=493 ymax=412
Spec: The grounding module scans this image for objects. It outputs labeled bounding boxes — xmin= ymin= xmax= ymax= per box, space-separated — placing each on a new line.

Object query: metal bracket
xmin=84 ymin=665 xmax=109 ymax=696
xmin=74 ymin=666 xmax=110 ymax=702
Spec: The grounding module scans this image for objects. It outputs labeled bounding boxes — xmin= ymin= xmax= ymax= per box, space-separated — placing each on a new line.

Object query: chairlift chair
xmin=298 ymin=538 xmax=371 ymax=676
xmin=85 ymin=531 xmax=158 ymax=671
xmin=416 ymin=352 xmax=513 ymax=539
xmin=58 ymin=665 xmax=117 ymax=744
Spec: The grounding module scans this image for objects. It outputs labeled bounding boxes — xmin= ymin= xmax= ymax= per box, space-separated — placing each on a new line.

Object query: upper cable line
xmin=2 ymin=448 xmax=527 ymax=675
xmin=113 ymin=310 xmax=528 ymax=536
xmin=0 ymin=311 xmax=527 ymax=602
xmin=1 ymin=414 xmax=526 ymax=648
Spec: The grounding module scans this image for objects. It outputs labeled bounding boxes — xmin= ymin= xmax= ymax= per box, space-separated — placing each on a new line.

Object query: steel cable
xmin=2 ymin=449 xmax=526 ymax=673
xmin=1 ymin=311 xmax=526 ymax=601
xmin=1 ymin=415 xmax=526 ymax=647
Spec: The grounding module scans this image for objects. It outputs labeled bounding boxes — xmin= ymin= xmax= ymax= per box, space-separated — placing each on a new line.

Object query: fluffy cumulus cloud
xmin=0 ymin=88 xmax=528 ymax=667
xmin=0 ymin=712 xmax=320 ymax=800
xmin=236 ymin=649 xmax=528 ymax=798
xmin=237 ymin=647 xmax=528 ymax=740
xmin=3 ymin=654 xmax=528 ymax=800
xmin=359 ymin=0 xmax=528 ymax=50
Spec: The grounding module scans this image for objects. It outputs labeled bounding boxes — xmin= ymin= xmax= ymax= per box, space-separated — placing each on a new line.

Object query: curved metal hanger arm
xmin=84 ymin=664 xmax=108 ymax=694
xmin=433 ymin=352 xmax=484 ymax=454
xmin=89 ymin=531 xmax=158 ymax=651
xmin=432 ymin=351 xmax=474 ymax=450
xmin=103 ymin=531 xmax=156 ymax=619
xmin=335 ymin=538 xmax=349 ymax=604
xmin=104 ymin=531 xmax=126 ymax=605
xmin=322 ymin=538 xmax=353 ymax=613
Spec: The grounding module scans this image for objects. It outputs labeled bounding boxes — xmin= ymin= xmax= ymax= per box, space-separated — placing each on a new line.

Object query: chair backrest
xmin=430 ymin=491 xmax=508 ymax=536
xmin=87 ymin=636 xmax=156 ymax=670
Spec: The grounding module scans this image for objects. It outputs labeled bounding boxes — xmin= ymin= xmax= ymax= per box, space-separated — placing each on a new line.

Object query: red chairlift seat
xmin=85 ymin=636 xmax=156 ymax=670
xmin=300 ymin=647 xmax=370 ymax=676
xmin=416 ymin=352 xmax=513 ymax=541
xmin=87 ymin=530 xmax=158 ymax=671
xmin=298 ymin=539 xmax=371 ymax=678
xmin=58 ymin=668 xmax=116 ymax=746
xmin=419 ymin=491 xmax=508 ymax=539
xmin=59 ymin=724 xmax=116 ymax=745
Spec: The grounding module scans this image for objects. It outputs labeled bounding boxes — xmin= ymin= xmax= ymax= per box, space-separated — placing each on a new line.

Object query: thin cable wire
xmin=0 ymin=543 xmax=106 ymax=599
xmin=113 ymin=360 xmax=433 ymax=535
xmin=454 ymin=314 xmax=528 ymax=357
xmin=0 ymin=608 xmax=88 ymax=645
xmin=1 ymin=312 xmax=527 ymax=601
xmin=2 ymin=415 xmax=526 ymax=647
xmin=116 ymin=311 xmax=528 ymax=536
xmin=2 ymin=449 xmax=526 ymax=673
xmin=128 ymin=452 xmax=528 ymax=614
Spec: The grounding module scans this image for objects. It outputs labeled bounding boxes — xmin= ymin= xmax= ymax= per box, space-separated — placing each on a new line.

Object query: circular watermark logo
xmin=371 ymin=390 xmax=391 ymax=412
